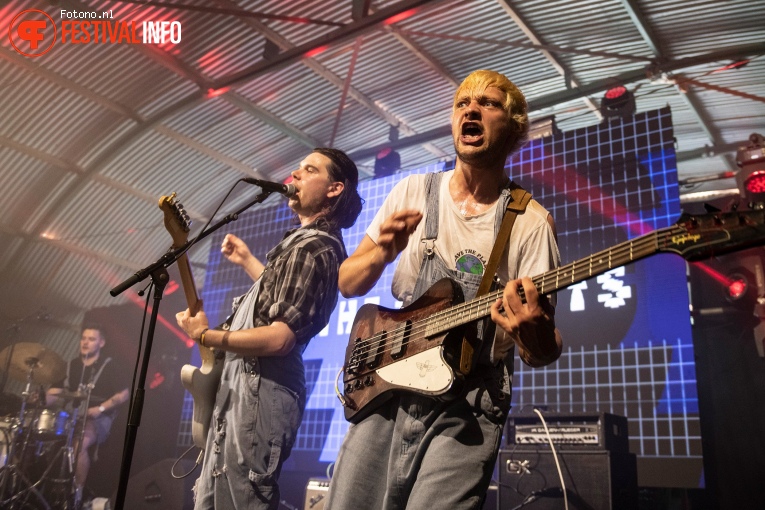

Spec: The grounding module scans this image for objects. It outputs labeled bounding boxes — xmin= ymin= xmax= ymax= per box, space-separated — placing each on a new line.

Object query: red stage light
xmin=601 ymin=86 xmax=635 ymax=119
xmin=744 ymin=170 xmax=765 ymax=193
xmin=728 ymin=277 xmax=747 ymax=300
xmin=605 ymin=86 xmax=628 ymax=99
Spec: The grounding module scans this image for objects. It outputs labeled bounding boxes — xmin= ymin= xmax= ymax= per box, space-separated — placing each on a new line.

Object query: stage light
xmin=374 ymin=126 xmax=401 ymax=178
xmin=374 ymin=147 xmax=400 ymax=178
xmin=735 ymin=133 xmax=765 ymax=201
xmin=600 ymin=86 xmax=635 ymax=120
xmin=727 ymin=274 xmax=748 ymax=300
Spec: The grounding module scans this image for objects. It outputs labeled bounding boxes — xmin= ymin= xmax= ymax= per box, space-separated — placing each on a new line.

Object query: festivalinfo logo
xmin=9 ymin=8 xmax=182 ymax=57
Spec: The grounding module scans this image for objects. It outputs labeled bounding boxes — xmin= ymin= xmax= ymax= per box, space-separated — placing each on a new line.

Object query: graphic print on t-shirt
xmin=454 ymin=249 xmax=486 ymax=275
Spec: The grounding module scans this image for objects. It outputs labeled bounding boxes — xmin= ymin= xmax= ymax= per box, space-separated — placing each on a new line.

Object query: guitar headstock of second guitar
xmin=660 ymin=209 xmax=765 ymax=261
xmin=159 ymin=192 xmax=191 ymax=248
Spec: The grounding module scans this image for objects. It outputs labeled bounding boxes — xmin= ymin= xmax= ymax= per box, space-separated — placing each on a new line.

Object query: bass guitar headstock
xmin=660 ymin=209 xmax=765 ymax=261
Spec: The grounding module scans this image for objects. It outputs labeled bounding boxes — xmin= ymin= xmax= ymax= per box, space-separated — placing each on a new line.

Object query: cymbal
xmin=0 ymin=342 xmax=66 ymax=385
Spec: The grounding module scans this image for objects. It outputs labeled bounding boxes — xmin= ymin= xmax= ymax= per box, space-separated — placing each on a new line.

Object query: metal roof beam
xmin=213 ymin=0 xmax=447 ymax=158
xmin=617 ymin=0 xmax=729 ymax=163
xmin=618 ymin=0 xmax=664 ymax=58
xmin=0 ymin=221 xmax=209 ymax=274
xmin=222 ymin=94 xmax=322 ymax=149
xmin=383 ymin=25 xmax=459 ymax=88
xmin=349 ymin=43 xmax=765 ymax=161
xmin=214 ymin=0 xmax=442 ymax=90
xmin=676 ymin=141 xmax=744 ymax=162
xmin=495 ymin=0 xmax=602 ymax=119
xmin=528 ymin=43 xmax=765 ymax=109
xmin=0 ymin=136 xmax=211 ymax=219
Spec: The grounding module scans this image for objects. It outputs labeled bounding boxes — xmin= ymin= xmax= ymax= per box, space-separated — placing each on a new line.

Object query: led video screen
xmin=188 ymin=106 xmax=700 ymax=488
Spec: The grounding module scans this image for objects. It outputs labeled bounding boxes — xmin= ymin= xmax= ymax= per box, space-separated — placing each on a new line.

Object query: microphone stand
xmin=109 ymin=190 xmax=275 ymax=510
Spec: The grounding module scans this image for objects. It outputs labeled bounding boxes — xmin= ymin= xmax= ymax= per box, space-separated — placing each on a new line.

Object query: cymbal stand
xmin=41 ymin=380 xmax=93 ymax=510
xmin=0 ymin=366 xmax=51 ymax=509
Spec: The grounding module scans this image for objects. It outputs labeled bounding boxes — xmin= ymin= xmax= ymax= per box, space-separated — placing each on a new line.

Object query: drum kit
xmin=0 ymin=342 xmax=95 ymax=509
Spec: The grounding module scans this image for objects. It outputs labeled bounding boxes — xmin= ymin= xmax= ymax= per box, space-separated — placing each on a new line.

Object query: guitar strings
xmin=347 ymin=226 xmax=683 ymax=368
xmin=348 ymin=227 xmax=673 ymax=364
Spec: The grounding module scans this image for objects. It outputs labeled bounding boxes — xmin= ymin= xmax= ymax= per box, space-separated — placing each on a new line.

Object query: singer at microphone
xmin=175 ymin=149 xmax=363 ymax=509
xmin=243 ymin=178 xmax=296 ymax=198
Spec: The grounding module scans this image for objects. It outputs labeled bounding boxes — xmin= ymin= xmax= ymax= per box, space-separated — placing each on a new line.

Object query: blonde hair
xmin=453 ymin=70 xmax=529 ymax=155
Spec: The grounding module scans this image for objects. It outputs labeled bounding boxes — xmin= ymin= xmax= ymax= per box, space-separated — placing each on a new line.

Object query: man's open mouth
xmin=460 ymin=122 xmax=483 ymax=143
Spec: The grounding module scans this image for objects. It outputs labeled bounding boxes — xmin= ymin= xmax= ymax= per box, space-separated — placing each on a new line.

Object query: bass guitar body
xmin=342 ymin=278 xmax=480 ymax=423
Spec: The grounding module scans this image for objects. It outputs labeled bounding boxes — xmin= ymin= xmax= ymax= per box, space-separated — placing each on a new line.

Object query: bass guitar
xmin=160 ymin=193 xmax=223 ymax=449
xmin=339 ymin=209 xmax=765 ymax=423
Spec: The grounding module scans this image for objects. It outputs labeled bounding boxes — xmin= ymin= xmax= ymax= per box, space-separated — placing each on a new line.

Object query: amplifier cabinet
xmin=497 ymin=448 xmax=637 ymax=510
xmin=304 ymin=478 xmax=330 ymax=510
xmin=506 ymin=412 xmax=629 ymax=453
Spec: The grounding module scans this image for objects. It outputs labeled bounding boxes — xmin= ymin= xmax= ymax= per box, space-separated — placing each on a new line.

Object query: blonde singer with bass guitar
xmin=176 ymin=148 xmax=362 ymax=510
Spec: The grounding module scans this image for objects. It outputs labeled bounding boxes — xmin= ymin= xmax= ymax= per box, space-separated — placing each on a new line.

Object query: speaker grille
xmin=498 ymin=448 xmax=637 ymax=510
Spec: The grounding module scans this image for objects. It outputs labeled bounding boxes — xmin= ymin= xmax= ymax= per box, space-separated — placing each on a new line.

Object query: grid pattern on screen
xmin=179 ymin=109 xmax=699 ymax=478
xmin=512 ymin=107 xmax=679 ymax=261
xmin=512 ymin=339 xmax=701 ymax=458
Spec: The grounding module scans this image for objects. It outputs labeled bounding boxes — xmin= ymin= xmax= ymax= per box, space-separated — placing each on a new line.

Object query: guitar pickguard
xmin=375 ymin=346 xmax=454 ymax=395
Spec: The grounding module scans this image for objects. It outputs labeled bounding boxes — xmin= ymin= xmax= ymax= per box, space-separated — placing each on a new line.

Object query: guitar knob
xmin=344 ymin=383 xmax=354 ymax=394
xmin=354 ymin=379 xmax=363 ymax=390
xmin=364 ymin=375 xmax=374 ymax=386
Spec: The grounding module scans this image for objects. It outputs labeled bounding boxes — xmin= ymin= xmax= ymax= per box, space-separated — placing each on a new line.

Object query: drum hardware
xmin=0 ymin=364 xmax=54 ymax=509
xmin=0 ymin=341 xmax=83 ymax=509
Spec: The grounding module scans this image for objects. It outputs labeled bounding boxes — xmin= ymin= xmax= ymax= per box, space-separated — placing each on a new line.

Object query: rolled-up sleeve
xmin=263 ymin=242 xmax=340 ymax=344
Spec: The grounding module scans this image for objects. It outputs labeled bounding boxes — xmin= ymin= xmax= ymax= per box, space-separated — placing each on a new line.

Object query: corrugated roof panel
xmin=0 ymin=80 xmax=129 ymax=165
xmin=77 ymin=118 xmax=140 ymax=168
xmin=645 ymin=0 xmax=765 ymax=58
xmin=23 ymin=172 xmax=80 ymax=234
xmin=232 ymin=74 xmax=347 ymax=152
xmin=0 ymin=148 xmax=73 ymax=232
xmin=244 ymin=0 xmax=350 ymax=47
xmin=100 ymin=130 xmax=246 ymax=198
xmin=0 ymin=234 xmax=24 ymax=274
xmin=45 ymin=180 xmax=162 ymax=251
xmin=137 ymin=82 xmax=202 ymax=119
xmin=331 ymin=101 xmax=396 ymax=151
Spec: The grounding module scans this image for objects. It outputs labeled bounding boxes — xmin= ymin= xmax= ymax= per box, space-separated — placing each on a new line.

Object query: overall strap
xmin=421 ymin=171 xmax=443 ymax=258
xmin=476 ymin=185 xmax=532 ymax=297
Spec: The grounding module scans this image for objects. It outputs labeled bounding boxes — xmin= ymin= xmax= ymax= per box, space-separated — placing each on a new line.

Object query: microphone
xmin=243 ymin=178 xmax=296 ymax=198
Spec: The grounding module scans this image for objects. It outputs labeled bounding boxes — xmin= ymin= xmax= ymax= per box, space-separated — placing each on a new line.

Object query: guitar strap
xmin=475 ymin=185 xmax=532 ymax=297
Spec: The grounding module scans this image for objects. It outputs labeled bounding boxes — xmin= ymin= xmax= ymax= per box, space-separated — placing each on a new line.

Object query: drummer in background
xmin=47 ymin=324 xmax=129 ymax=506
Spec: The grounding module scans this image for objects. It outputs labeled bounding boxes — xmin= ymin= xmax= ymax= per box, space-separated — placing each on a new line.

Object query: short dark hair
xmin=313 ymin=147 xmax=364 ymax=230
xmin=81 ymin=323 xmax=105 ymax=339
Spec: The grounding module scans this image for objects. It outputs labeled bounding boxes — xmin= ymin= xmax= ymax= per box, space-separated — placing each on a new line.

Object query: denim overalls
xmin=327 ymin=171 xmax=517 ymax=510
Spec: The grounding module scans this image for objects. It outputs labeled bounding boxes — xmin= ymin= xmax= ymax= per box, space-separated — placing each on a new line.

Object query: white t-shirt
xmin=367 ymin=170 xmax=561 ymax=304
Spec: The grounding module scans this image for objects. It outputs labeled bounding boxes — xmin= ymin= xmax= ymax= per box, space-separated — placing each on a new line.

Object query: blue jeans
xmin=326 ymin=372 xmax=507 ymax=510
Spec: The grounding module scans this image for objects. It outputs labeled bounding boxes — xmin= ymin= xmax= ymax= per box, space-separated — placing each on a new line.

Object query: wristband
xmin=98 ymin=405 xmax=106 ymax=413
xmin=199 ymin=328 xmax=210 ymax=347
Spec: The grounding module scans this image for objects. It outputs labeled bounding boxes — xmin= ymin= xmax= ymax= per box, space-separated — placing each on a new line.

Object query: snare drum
xmin=35 ymin=409 xmax=69 ymax=439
